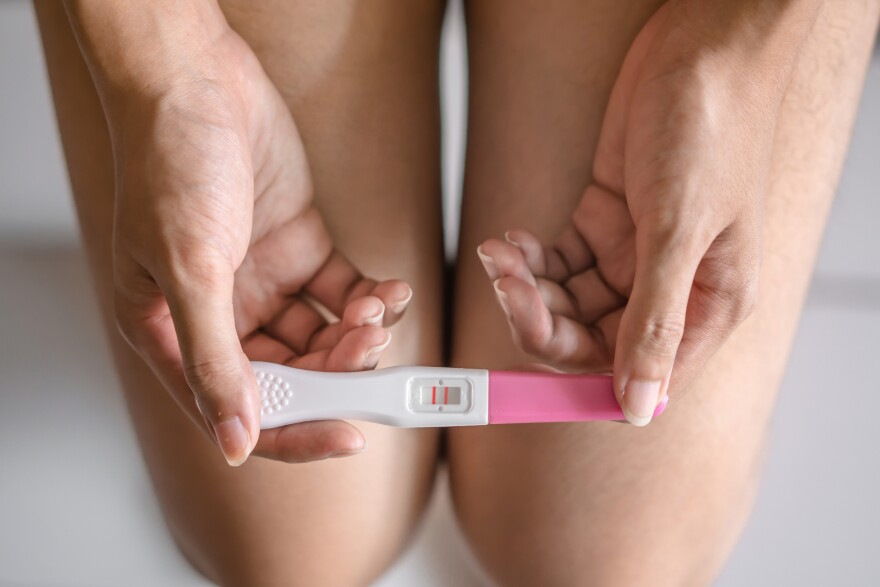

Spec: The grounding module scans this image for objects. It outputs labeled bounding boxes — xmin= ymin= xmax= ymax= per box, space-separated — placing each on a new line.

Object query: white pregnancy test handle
xmin=252 ymin=362 xmax=490 ymax=429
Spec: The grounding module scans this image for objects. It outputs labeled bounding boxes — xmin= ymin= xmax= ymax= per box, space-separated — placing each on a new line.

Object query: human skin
xmin=36 ymin=0 xmax=880 ymax=584
xmin=476 ymin=0 xmax=822 ymax=424
xmin=450 ymin=0 xmax=878 ymax=583
xmin=37 ymin=1 xmax=446 ymax=581
xmin=62 ymin=0 xmax=415 ymax=465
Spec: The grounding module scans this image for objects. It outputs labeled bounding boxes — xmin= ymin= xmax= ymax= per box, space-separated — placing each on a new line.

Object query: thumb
xmin=161 ymin=266 xmax=258 ymax=466
xmin=615 ymin=222 xmax=704 ymax=426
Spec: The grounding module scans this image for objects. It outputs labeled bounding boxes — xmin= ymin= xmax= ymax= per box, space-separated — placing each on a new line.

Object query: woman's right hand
xmin=94 ymin=16 xmax=412 ymax=466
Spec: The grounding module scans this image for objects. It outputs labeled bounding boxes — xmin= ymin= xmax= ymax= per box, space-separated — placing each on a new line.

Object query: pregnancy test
xmin=253 ymin=362 xmax=668 ymax=428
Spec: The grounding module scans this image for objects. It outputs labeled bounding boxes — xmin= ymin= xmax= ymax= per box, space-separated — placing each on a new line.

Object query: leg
xmin=449 ymin=1 xmax=880 ymax=585
xmin=35 ymin=1 xmax=446 ymax=584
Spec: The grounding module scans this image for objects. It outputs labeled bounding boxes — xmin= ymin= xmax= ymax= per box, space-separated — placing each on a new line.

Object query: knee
xmin=453 ymin=478 xmax=754 ymax=587
xmin=458 ymin=524 xmax=731 ymax=587
xmin=169 ymin=524 xmax=396 ymax=587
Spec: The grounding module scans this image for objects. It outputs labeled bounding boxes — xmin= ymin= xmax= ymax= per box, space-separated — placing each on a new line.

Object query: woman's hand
xmin=68 ymin=3 xmax=412 ymax=464
xmin=477 ymin=0 xmax=818 ymax=425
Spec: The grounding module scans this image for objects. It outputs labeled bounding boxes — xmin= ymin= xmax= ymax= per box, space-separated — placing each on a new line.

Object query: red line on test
xmin=444 ymin=386 xmax=448 ymax=404
xmin=432 ymin=386 xmax=436 ymax=404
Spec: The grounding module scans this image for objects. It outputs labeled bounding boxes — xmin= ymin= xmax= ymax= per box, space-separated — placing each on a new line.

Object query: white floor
xmin=1 ymin=2 xmax=878 ymax=585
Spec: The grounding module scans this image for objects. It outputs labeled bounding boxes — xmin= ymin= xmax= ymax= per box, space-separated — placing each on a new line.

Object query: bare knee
xmin=454 ymin=508 xmax=748 ymax=587
xmin=170 ymin=520 xmax=402 ymax=587
xmin=448 ymin=426 xmax=767 ymax=587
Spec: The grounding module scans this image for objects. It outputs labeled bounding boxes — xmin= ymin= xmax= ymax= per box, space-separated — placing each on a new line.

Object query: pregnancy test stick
xmin=253 ymin=362 xmax=668 ymax=428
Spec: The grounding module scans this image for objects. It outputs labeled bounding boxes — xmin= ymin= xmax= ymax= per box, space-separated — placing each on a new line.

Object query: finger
xmin=369 ymin=280 xmax=412 ymax=326
xmin=232 ymin=205 xmax=334 ymax=335
xmin=113 ymin=263 xmax=212 ymax=438
xmin=570 ymin=185 xmax=637 ymax=296
xmin=504 ymin=226 xmax=596 ymax=283
xmin=494 ymin=276 xmax=611 ymax=370
xmin=338 ymin=295 xmax=385 ymax=336
xmin=304 ymin=250 xmax=412 ymax=324
xmin=563 ymin=268 xmax=627 ymax=324
xmin=670 ymin=222 xmax=761 ymax=393
xmin=305 ymin=296 xmax=385 ymax=351
xmin=291 ymin=325 xmax=391 ymax=372
xmin=328 ymin=325 xmax=392 ymax=371
xmin=253 ymin=420 xmax=367 ymax=463
xmin=480 ymin=238 xmax=619 ymax=324
xmin=242 ymin=331 xmax=298 ymax=364
xmin=503 ymin=229 xmax=549 ymax=275
xmin=614 ymin=221 xmax=708 ymax=426
xmin=263 ymin=297 xmax=328 ymax=355
xmin=549 ymin=226 xmax=597 ymax=282
xmin=239 ymin=330 xmax=371 ymax=463
xmin=477 ymin=239 xmax=537 ymax=285
xmin=157 ymin=260 xmax=259 ymax=467
xmin=594 ymin=308 xmax=624 ymax=365
xmin=534 ymin=278 xmax=579 ymax=319
xmin=256 ymin=326 xmax=385 ymax=461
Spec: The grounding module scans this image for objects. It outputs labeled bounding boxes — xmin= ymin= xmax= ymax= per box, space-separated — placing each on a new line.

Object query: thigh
xmin=35 ymin=1 xmax=446 ymax=585
xmin=449 ymin=1 xmax=879 ymax=585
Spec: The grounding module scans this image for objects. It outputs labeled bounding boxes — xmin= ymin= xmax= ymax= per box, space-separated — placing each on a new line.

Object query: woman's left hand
xmin=477 ymin=0 xmax=819 ymax=425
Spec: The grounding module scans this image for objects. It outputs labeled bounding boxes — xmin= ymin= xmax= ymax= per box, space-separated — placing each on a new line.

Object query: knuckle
xmin=111 ymin=292 xmax=167 ymax=358
xmin=519 ymin=322 xmax=554 ymax=359
xmin=183 ymin=356 xmax=241 ymax=399
xmin=519 ymin=332 xmax=543 ymax=356
xmin=631 ymin=313 xmax=686 ymax=356
xmin=717 ymin=250 xmax=761 ymax=325
xmin=644 ymin=214 xmax=711 ymax=258
xmin=731 ymin=272 xmax=760 ymax=324
xmin=111 ymin=261 xmax=166 ymax=352
xmin=164 ymin=246 xmax=234 ymax=294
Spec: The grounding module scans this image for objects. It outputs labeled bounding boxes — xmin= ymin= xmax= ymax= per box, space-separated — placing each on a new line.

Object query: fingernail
xmin=493 ymin=279 xmax=511 ymax=315
xmin=328 ymin=442 xmax=368 ymax=459
xmin=622 ymin=380 xmax=663 ymax=427
xmin=364 ymin=306 xmax=385 ymax=325
xmin=477 ymin=246 xmax=500 ymax=280
xmin=365 ymin=332 xmax=392 ymax=368
xmin=213 ymin=416 xmax=252 ymax=466
xmin=504 ymin=231 xmax=521 ymax=248
xmin=391 ymin=287 xmax=413 ymax=313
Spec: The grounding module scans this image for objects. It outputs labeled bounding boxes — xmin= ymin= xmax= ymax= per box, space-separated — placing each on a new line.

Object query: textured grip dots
xmin=256 ymin=370 xmax=293 ymax=416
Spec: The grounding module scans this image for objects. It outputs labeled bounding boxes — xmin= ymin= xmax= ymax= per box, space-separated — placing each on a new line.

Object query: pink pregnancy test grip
xmin=488 ymin=370 xmax=668 ymax=424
